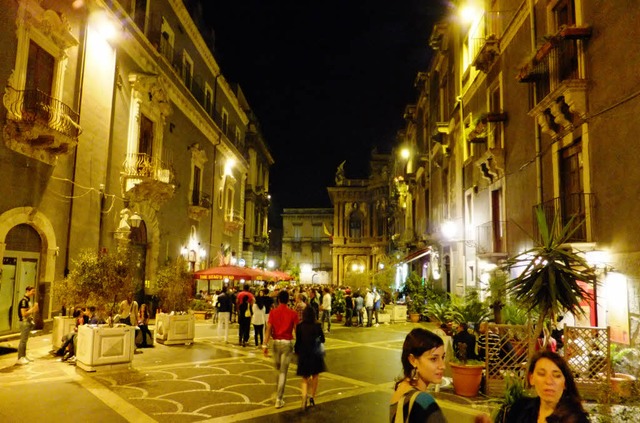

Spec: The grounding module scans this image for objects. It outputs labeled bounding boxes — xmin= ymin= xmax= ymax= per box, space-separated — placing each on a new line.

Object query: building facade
xmin=327 ymin=152 xmax=391 ymax=287
xmin=281 ymin=208 xmax=333 ymax=284
xmin=0 ymin=0 xmax=271 ymax=335
xmin=392 ymin=0 xmax=640 ymax=345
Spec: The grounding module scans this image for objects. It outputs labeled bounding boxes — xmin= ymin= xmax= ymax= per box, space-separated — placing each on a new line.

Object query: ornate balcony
xmin=224 ymin=210 xmax=245 ymax=233
xmin=121 ymin=153 xmax=175 ymax=209
xmin=472 ymin=34 xmax=500 ymax=73
xmin=3 ymin=86 xmax=81 ymax=165
xmin=188 ymin=191 xmax=211 ymax=221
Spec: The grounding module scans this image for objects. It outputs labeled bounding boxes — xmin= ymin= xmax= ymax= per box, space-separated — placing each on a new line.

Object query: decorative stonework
xmin=129 ymin=73 xmax=173 ymax=119
xmin=126 ymin=180 xmax=175 ymax=211
xmin=188 ymin=205 xmax=210 ymax=221
xmin=477 ymin=148 xmax=505 ymax=183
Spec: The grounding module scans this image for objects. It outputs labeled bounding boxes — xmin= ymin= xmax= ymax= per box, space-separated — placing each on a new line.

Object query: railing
xmin=533 ymin=193 xmax=594 ymax=243
xmin=191 ymin=191 xmax=211 ymax=209
xmin=122 ymin=153 xmax=175 ymax=184
xmin=147 ymin=15 xmax=245 ymax=156
xmin=224 ymin=210 xmax=244 ymax=232
xmin=4 ymin=86 xmax=81 ymax=139
xmin=518 ymin=37 xmax=582 ymax=103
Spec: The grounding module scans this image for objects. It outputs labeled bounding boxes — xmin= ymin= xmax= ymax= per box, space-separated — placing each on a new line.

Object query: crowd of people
xmin=199 ymin=283 xmax=386 ymax=410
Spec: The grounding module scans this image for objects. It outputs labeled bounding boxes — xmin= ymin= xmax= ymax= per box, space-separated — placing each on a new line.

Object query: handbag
xmin=314 ymin=336 xmax=325 ymax=356
xmin=244 ymin=308 xmax=251 ymax=318
xmin=394 ymin=390 xmax=421 ymax=423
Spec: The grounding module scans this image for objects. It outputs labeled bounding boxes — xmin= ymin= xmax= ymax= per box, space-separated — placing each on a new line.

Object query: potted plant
xmin=448 ymin=290 xmax=491 ymax=328
xmin=403 ymin=272 xmax=426 ymax=323
xmin=449 ymin=339 xmax=485 ymax=397
xmin=610 ymin=344 xmax=638 ymax=400
xmin=190 ymin=299 xmax=213 ymax=320
xmin=424 ymin=296 xmax=450 ymax=326
xmin=503 ymin=206 xmax=597 ymax=342
xmin=492 ymin=375 xmax=527 ymax=422
xmin=55 ymin=247 xmax=140 ymax=371
xmin=154 ymin=257 xmax=196 ymax=345
xmin=331 ymin=288 xmax=346 ymax=322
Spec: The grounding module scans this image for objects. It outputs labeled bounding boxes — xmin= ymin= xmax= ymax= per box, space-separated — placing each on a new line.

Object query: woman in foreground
xmin=499 ymin=350 xmax=589 ymax=423
xmin=390 ymin=328 xmax=447 ymax=422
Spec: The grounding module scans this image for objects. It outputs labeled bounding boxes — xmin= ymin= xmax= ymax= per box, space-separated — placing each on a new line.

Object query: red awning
xmin=193 ymin=265 xmax=265 ymax=281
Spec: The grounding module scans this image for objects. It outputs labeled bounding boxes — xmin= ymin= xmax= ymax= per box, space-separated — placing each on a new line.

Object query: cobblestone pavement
xmin=0 ymin=320 xmax=433 ymax=422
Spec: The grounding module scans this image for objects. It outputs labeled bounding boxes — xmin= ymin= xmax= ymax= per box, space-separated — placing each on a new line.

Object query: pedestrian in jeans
xmin=320 ymin=287 xmax=332 ymax=333
xmin=263 ymin=290 xmax=299 ymax=409
xmin=17 ymin=286 xmax=38 ymax=365
xmin=216 ymin=287 xmax=232 ymax=342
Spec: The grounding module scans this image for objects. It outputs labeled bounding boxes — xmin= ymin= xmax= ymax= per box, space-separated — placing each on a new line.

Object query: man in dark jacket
xmin=453 ymin=322 xmax=477 ymax=360
xmin=216 ymin=287 xmax=232 ymax=343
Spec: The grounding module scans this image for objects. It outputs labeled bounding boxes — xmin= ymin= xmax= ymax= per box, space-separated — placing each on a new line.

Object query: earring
xmin=410 ymin=366 xmax=419 ymax=381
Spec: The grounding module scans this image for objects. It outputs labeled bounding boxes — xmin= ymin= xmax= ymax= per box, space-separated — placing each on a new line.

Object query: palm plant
xmin=503 ymin=206 xmax=597 ymax=339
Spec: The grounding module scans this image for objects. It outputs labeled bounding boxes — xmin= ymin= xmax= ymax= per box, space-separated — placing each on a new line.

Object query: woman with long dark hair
xmin=390 ymin=328 xmax=447 ymax=422
xmin=238 ymin=295 xmax=252 ymax=347
xmin=295 ymin=305 xmax=326 ymax=410
xmin=499 ymin=350 xmax=589 ymax=423
xmin=137 ymin=303 xmax=152 ymax=348
xmin=252 ymin=294 xmax=266 ymax=347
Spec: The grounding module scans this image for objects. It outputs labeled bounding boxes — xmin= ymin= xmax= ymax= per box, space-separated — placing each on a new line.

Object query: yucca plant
xmin=503 ymin=206 xmax=597 ymax=340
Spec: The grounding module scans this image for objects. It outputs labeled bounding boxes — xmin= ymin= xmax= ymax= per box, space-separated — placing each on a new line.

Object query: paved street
xmin=0 ymin=320 xmax=490 ymax=423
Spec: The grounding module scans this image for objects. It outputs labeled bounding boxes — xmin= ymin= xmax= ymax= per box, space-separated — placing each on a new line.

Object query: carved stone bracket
xmin=129 ymin=73 xmax=173 ymax=119
xmin=188 ymin=205 xmax=210 ymax=221
xmin=125 ymin=179 xmax=175 ymax=211
xmin=477 ymin=148 xmax=505 ymax=182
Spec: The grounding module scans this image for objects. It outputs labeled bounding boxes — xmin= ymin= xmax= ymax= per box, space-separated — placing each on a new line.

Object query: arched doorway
xmin=1 ymin=224 xmax=42 ymax=333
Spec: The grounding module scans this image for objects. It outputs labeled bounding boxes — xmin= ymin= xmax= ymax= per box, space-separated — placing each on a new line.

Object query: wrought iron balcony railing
xmin=191 ymin=191 xmax=211 ymax=209
xmin=533 ymin=193 xmax=595 ymax=243
xmin=4 ymin=86 xmax=81 ymax=139
xmin=122 ymin=153 xmax=175 ymax=184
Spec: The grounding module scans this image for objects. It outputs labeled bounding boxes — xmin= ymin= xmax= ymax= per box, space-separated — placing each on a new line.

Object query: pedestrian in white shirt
xmin=320 ymin=287 xmax=332 ymax=333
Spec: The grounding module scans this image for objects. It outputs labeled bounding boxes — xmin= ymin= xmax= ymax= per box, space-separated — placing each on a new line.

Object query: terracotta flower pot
xmin=450 ymin=362 xmax=484 ymax=397
xmin=611 ymin=373 xmax=636 ymax=398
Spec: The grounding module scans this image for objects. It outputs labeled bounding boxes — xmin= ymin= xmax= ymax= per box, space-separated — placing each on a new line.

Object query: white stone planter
xmin=52 ymin=316 xmax=76 ymax=349
xmin=155 ymin=312 xmax=195 ymax=345
xmin=389 ymin=304 xmax=407 ymax=323
xmin=76 ymin=324 xmax=136 ymax=372
xmin=377 ymin=313 xmax=391 ymax=323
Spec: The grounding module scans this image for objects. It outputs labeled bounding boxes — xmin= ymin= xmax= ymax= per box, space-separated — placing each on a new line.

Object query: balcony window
xmin=182 ymin=52 xmax=193 ymax=90
xmin=133 ymin=0 xmax=148 ymax=32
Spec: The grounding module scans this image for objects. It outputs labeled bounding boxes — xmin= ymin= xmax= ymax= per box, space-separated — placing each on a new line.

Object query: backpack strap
xmin=394 ymin=390 xmax=421 ymax=423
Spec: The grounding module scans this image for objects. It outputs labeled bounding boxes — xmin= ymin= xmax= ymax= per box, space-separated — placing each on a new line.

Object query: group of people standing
xmin=392 ymin=328 xmax=590 ymax=423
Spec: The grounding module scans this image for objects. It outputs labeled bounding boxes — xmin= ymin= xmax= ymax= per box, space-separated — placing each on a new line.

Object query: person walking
xmin=320 ymin=287 xmax=332 ymax=333
xmin=263 ymin=289 xmax=299 ymax=409
xmin=295 ymin=306 xmax=326 ymax=410
xmin=252 ymin=295 xmax=266 ymax=347
xmin=354 ymin=292 xmax=364 ymax=327
xmin=238 ymin=295 xmax=252 ymax=347
xmin=364 ymin=288 xmax=375 ymax=327
xmin=216 ymin=287 xmax=232 ymax=343
xmin=16 ymin=286 xmax=38 ymax=365
xmin=344 ymin=290 xmax=353 ymax=327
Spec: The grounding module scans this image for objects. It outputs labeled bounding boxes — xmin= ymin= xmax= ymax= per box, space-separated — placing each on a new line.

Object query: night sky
xmin=185 ymin=0 xmax=449 ymax=222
